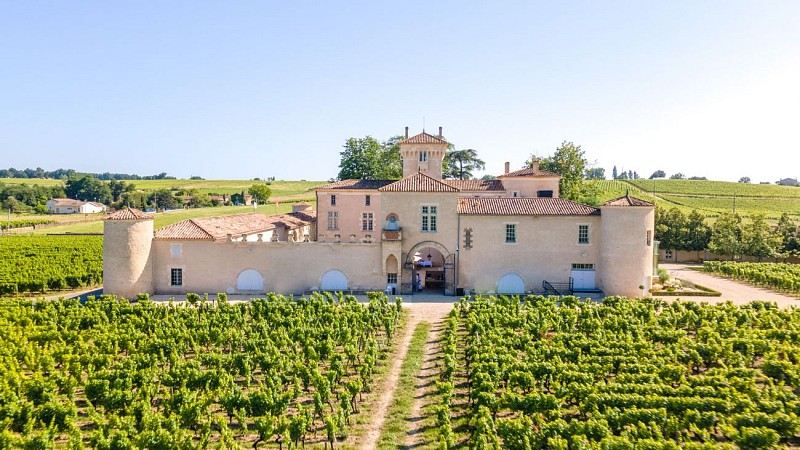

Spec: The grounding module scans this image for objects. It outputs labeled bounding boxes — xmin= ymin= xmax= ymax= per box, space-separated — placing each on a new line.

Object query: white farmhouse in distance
xmin=103 ymin=127 xmax=656 ymax=299
xmin=46 ymin=198 xmax=107 ymax=214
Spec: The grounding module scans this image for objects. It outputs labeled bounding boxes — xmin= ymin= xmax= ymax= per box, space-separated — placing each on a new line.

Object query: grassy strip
xmin=376 ymin=320 xmax=432 ymax=449
xmin=340 ymin=307 xmax=408 ymax=446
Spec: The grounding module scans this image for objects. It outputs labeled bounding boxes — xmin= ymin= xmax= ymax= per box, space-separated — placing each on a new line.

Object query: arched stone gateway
xmin=497 ymin=273 xmax=525 ymax=294
xmin=402 ymin=241 xmax=456 ymax=295
xmin=320 ymin=270 xmax=348 ymax=291
xmin=237 ymin=269 xmax=264 ymax=292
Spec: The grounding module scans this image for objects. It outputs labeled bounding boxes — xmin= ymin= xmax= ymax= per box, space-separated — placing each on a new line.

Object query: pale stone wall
xmin=103 ymin=219 xmax=154 ymax=299
xmin=599 ymin=206 xmax=655 ymax=297
xmin=317 ymin=190 xmax=381 ymax=242
xmin=400 ymin=143 xmax=447 ymax=179
xmin=381 ymin=192 xmax=460 ymax=259
xmin=498 ymin=177 xmax=560 ymax=198
xmin=458 ymin=215 xmax=602 ymax=293
xmin=151 ymin=240 xmax=384 ymax=295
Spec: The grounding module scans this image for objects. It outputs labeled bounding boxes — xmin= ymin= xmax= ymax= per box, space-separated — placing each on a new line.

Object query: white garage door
xmin=497 ymin=274 xmax=525 ymax=294
xmin=321 ymin=270 xmax=348 ymax=291
xmin=571 ymin=264 xmax=596 ymax=290
xmin=237 ymin=269 xmax=264 ymax=292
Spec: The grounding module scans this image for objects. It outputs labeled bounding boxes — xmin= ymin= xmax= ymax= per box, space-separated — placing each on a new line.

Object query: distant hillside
xmin=7 ymin=177 xmax=799 ymax=231
xmin=614 ymin=179 xmax=800 ymax=219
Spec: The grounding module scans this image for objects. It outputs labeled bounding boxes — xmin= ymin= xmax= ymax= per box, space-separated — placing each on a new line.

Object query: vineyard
xmin=438 ymin=296 xmax=800 ymax=448
xmin=703 ymin=261 xmax=800 ymax=296
xmin=626 ymin=179 xmax=800 ymax=199
xmin=624 ymin=180 xmax=800 ymax=219
xmin=0 ymin=219 xmax=56 ymax=230
xmin=0 ymin=235 xmax=103 ymax=295
xmin=0 ymin=293 xmax=401 ymax=448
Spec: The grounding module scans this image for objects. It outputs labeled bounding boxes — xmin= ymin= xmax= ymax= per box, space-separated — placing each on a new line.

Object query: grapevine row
xmin=447 ymin=295 xmax=800 ymax=448
xmin=0 ymin=292 xmax=402 ymax=448
xmin=703 ymin=261 xmax=800 ymax=295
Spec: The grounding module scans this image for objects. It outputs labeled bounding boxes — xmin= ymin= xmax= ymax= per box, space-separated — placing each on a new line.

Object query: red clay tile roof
xmin=316 ymin=179 xmax=395 ymax=190
xmin=400 ymin=132 xmax=447 ymax=145
xmin=379 ymin=173 xmax=460 ymax=192
xmin=49 ymin=198 xmax=85 ymax=207
xmin=154 ymin=220 xmax=214 ymax=240
xmin=155 ymin=212 xmax=315 ymax=240
xmin=444 ymin=179 xmax=505 ymax=191
xmin=458 ymin=197 xmax=600 ymax=216
xmin=602 ymin=195 xmax=654 ymax=207
xmin=501 ymin=167 xmax=560 ymax=177
xmin=104 ymin=208 xmax=154 ymax=220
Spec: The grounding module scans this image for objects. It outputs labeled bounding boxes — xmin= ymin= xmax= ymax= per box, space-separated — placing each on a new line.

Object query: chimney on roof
xmin=504 ymin=162 xmax=510 ymax=175
xmin=438 ymin=126 xmax=442 ymax=137
xmin=405 ymin=127 xmax=409 ymax=138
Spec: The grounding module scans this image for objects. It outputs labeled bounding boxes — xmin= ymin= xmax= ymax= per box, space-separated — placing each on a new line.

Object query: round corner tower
xmin=103 ymin=208 xmax=155 ymax=299
xmin=599 ymin=195 xmax=656 ymax=297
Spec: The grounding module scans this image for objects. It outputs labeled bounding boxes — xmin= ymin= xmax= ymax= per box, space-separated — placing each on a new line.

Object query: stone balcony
xmin=382 ymin=228 xmax=402 ymax=241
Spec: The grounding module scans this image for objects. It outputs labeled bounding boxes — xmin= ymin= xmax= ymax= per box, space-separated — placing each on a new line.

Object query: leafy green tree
xmin=248 ymin=184 xmax=272 ymax=204
xmin=655 ymin=207 xmax=688 ymax=254
xmin=108 ymin=179 xmax=135 ymax=202
xmin=585 ymin=167 xmax=605 ymax=180
xmin=669 ymin=173 xmax=685 ymax=180
xmin=742 ymin=214 xmax=781 ymax=260
xmin=528 ymin=141 xmax=588 ymax=201
xmin=612 ymin=166 xmax=618 ymax=179
xmin=649 ymin=170 xmax=666 ymax=179
xmin=149 ymin=189 xmax=180 ymax=210
xmin=708 ymin=212 xmax=742 ymax=259
xmin=337 ymin=136 xmax=402 ymax=180
xmin=685 ymin=210 xmax=712 ymax=253
xmin=444 ymin=149 xmax=485 ymax=180
xmin=739 ymin=176 xmax=751 ymax=183
xmin=776 ymin=213 xmax=800 ymax=257
xmin=64 ymin=175 xmax=112 ymax=203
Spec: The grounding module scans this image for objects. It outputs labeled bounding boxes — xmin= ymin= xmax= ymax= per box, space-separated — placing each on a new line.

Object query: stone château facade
xmin=103 ymin=128 xmax=655 ymax=299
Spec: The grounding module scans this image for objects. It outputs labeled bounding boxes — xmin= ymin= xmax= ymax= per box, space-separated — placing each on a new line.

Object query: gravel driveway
xmin=656 ymin=263 xmax=800 ymax=308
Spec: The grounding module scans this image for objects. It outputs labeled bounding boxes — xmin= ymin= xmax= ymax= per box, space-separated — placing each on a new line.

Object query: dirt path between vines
xmin=355 ymin=297 xmax=454 ymax=450
xmin=404 ymin=315 xmax=447 ymax=448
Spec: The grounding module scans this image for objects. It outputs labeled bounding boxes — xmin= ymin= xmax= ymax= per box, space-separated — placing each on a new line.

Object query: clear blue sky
xmin=2 ymin=1 xmax=798 ymax=183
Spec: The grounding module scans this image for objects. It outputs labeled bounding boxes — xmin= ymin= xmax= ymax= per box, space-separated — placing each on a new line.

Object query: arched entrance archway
xmin=403 ymin=241 xmax=455 ymax=295
xmin=320 ymin=270 xmax=348 ymax=291
xmin=497 ymin=273 xmax=525 ymax=294
xmin=237 ymin=269 xmax=264 ymax=292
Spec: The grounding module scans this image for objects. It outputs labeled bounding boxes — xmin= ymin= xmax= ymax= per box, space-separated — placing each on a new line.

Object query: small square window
xmin=387 ymin=273 xmax=398 ymax=284
xmin=170 ymin=244 xmax=182 ymax=257
xmin=170 ymin=268 xmax=183 ymax=286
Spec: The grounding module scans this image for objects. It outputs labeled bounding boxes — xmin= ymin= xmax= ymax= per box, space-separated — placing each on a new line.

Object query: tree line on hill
xmin=0 ymin=167 xmax=178 ymax=181
xmin=656 ymin=207 xmax=800 ymax=260
xmin=0 ymin=175 xmax=272 ymax=214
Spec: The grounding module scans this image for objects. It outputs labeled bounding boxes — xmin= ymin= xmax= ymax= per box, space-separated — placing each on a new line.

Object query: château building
xmin=103 ymin=128 xmax=655 ymax=299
